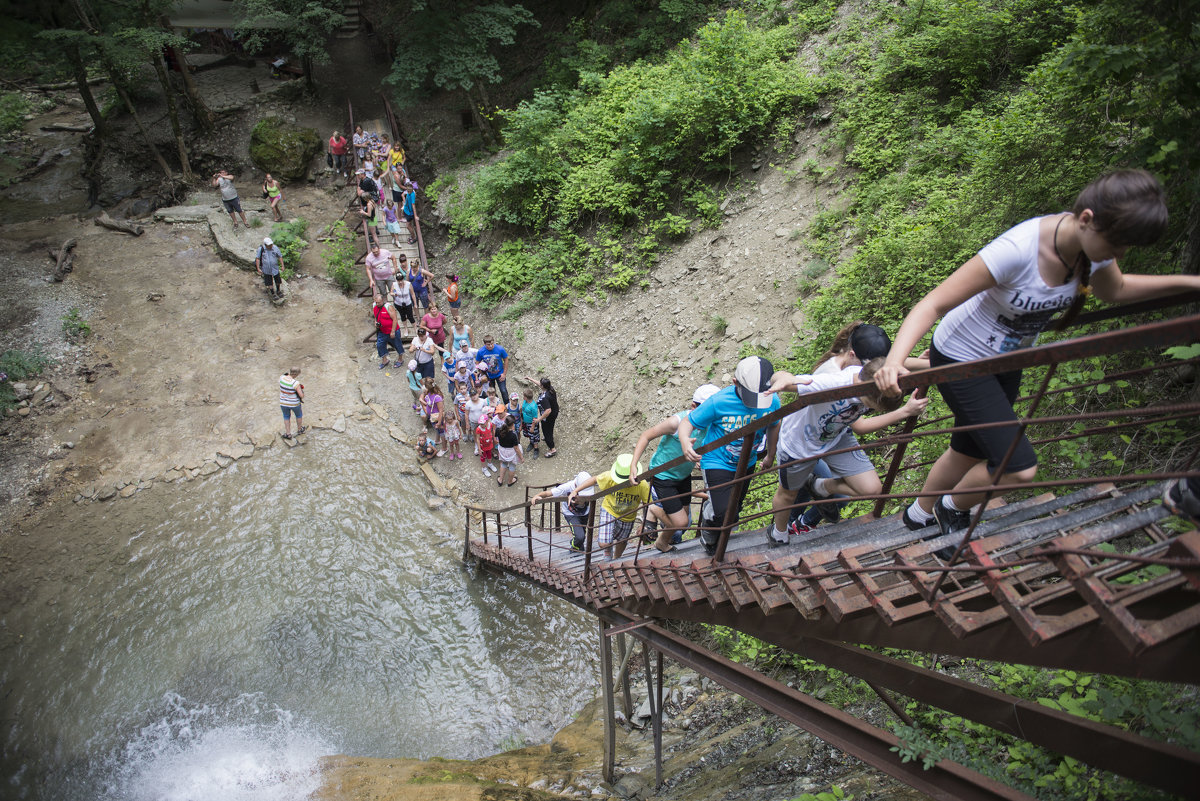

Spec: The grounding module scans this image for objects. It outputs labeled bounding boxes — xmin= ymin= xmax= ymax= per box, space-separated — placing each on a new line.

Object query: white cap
xmin=263 ymin=237 xmax=273 ymax=246
xmin=692 ymin=383 xmax=720 ymax=405
xmin=573 ymin=471 xmax=595 ymax=496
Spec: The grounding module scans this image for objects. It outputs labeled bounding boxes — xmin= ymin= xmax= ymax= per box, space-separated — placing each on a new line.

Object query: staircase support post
xmin=599 ymin=620 xmax=616 ymax=784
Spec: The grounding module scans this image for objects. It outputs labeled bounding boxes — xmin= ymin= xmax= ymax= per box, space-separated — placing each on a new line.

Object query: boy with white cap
xmin=568 ymin=454 xmax=651 ymax=560
xmin=531 ymin=471 xmax=595 ymax=553
xmin=679 ymin=356 xmax=782 ymax=556
xmin=630 ymin=383 xmax=721 ymax=553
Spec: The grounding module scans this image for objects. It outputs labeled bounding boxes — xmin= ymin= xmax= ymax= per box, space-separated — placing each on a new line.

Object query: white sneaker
xmin=482 ymin=466 xmax=490 ymax=477
xmin=436 ymin=450 xmax=446 ymax=457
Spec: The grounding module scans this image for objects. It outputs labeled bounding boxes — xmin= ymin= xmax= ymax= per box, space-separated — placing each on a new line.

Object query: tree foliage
xmin=234 ymin=0 xmax=345 ymax=88
xmin=385 ymin=1 xmax=536 ymax=98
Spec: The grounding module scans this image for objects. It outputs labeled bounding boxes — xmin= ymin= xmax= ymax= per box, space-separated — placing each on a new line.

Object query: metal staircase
xmin=462 ymin=306 xmax=1200 ymax=800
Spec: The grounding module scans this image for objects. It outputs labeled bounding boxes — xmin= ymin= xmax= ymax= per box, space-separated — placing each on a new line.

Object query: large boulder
xmin=248 ymin=116 xmax=322 ymax=181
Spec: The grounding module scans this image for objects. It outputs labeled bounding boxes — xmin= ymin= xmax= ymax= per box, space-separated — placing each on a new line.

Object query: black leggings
xmin=931 ymin=344 xmax=1037 ymax=472
xmin=541 ymin=416 xmax=557 ymax=450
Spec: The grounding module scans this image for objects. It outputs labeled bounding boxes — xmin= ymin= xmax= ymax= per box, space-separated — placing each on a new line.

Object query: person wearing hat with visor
xmin=678 ymin=356 xmax=782 ymax=556
xmin=630 ymin=383 xmax=721 ymax=553
xmin=763 ymin=324 xmax=930 ymax=547
xmin=568 ymin=454 xmax=651 ymax=561
xmin=531 ymin=471 xmax=595 ymax=553
xmin=255 ymin=236 xmax=284 ymax=299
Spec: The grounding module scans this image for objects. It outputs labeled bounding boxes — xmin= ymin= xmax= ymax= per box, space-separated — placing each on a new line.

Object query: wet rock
xmin=368 ymin=402 xmax=388 ymax=420
xmin=613 ymin=774 xmax=649 ymax=799
xmin=388 ymin=425 xmax=406 ymax=442
xmin=249 ymin=116 xmax=322 ymax=181
xmin=332 ymin=414 xmax=346 ymax=433
xmin=17 ymin=407 xmax=30 ymax=417
xmin=426 ymin=496 xmax=447 ymax=509
xmin=215 ymin=455 xmax=232 ymax=468
xmin=119 ymin=484 xmax=138 ymax=498
xmin=161 ymin=469 xmax=184 ymax=482
xmin=96 ymin=485 xmax=117 ymax=501
xmin=198 ymin=461 xmax=220 ymax=475
xmin=283 ymin=435 xmax=299 ymax=447
xmin=360 ymin=384 xmax=374 ymax=405
xmin=153 ymin=204 xmax=217 ymax=223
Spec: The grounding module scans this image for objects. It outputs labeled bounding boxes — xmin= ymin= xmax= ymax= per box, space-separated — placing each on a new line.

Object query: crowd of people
xmin=530 ymin=169 xmax=1200 ymax=560
xmin=338 ymin=121 xmax=564 ymax=484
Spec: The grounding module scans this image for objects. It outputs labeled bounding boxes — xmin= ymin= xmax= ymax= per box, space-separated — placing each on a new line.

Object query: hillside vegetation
xmin=425 ymin=2 xmax=1200 ymax=799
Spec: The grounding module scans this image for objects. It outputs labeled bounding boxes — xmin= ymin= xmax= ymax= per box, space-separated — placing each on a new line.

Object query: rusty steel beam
xmin=618 ymin=594 xmax=1200 ymax=684
xmin=595 ymin=607 xmax=1035 ymax=801
xmin=781 ymin=638 xmax=1200 ymax=800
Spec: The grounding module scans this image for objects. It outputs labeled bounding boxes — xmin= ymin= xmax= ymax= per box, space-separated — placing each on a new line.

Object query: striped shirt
xmin=279 ymin=375 xmax=301 ymax=407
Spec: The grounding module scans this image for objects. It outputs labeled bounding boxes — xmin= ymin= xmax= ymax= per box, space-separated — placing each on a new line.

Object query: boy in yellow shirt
xmin=568 ymin=454 xmax=650 ymax=560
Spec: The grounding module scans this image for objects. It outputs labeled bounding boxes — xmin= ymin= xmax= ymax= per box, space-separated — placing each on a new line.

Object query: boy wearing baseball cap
xmin=678 ymin=357 xmax=782 ymax=556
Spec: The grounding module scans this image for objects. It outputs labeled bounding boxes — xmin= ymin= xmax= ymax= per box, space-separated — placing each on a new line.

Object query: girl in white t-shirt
xmin=874 ymin=170 xmax=1195 ymax=538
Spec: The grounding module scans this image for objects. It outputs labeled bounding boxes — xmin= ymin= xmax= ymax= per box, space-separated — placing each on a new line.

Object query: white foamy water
xmin=105 ymin=694 xmax=330 ymax=801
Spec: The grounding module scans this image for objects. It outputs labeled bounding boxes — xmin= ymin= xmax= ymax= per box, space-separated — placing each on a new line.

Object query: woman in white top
xmin=873 ymin=169 xmax=1199 ymax=537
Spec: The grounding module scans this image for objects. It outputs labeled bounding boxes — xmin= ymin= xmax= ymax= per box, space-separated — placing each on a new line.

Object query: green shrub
xmin=435 ymin=10 xmax=824 ymax=312
xmin=322 ymin=220 xmax=358 ymax=292
xmin=0 ymin=92 xmax=29 ymax=135
xmin=61 ymin=308 xmax=91 ymax=341
xmin=270 ymin=218 xmax=308 ymax=280
xmin=0 ymin=349 xmax=52 ymax=411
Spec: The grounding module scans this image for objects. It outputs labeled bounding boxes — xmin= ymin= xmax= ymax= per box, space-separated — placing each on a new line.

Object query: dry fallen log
xmin=94 ymin=213 xmax=144 ymax=236
xmin=51 ymin=238 xmax=77 ymax=282
xmin=39 ymin=123 xmax=94 ymax=133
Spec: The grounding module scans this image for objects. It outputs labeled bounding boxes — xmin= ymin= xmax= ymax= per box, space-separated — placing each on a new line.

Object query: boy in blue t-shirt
xmin=521 ymin=387 xmax=542 ymax=457
xmin=678 ymin=357 xmax=781 ymax=555
xmin=475 ymin=335 xmax=510 ymax=404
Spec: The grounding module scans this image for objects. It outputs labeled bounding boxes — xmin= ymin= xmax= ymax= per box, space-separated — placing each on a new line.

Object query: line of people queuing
xmin=530 ymin=170 xmax=1200 ymax=561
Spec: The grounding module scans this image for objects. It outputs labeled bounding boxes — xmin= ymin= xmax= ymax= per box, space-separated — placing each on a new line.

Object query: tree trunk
xmin=108 ymin=69 xmax=174 ymax=180
xmin=466 ymin=85 xmax=497 ymax=146
xmin=160 ymin=16 xmax=214 ymax=132
xmin=303 ymin=55 xmax=314 ymax=93
xmin=152 ymin=53 xmax=192 ymax=180
xmin=67 ymin=45 xmax=105 ymax=137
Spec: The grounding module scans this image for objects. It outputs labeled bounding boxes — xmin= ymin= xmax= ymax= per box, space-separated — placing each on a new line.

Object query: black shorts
xmin=395 ymin=302 xmax=415 ymax=322
xmin=651 ymin=475 xmax=692 ymax=516
xmin=222 ymin=197 xmax=242 ymax=214
xmin=931 ymin=343 xmax=1037 ymax=472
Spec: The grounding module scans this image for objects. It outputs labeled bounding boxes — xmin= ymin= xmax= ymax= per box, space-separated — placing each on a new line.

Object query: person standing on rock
xmin=256 ymin=236 xmax=285 ymax=299
xmin=279 ymin=367 xmax=305 ymax=439
xmin=409 ymin=325 xmax=443 ymax=381
xmin=262 ymin=173 xmax=284 ymax=222
xmin=475 ymin=335 xmax=510 ymax=404
xmin=212 ymin=170 xmax=248 ymax=228
xmin=421 ymin=302 xmax=448 ymax=349
xmin=328 ymin=130 xmax=349 ymax=179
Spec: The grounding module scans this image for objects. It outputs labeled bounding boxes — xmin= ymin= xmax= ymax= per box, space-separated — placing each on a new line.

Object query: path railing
xmin=464 ymin=300 xmax=1200 ymax=588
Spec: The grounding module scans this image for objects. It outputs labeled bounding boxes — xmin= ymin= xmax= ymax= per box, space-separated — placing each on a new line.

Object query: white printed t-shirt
xmin=933 ymin=215 xmax=1113 ymax=362
xmin=777 ymin=366 xmax=867 ymax=460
